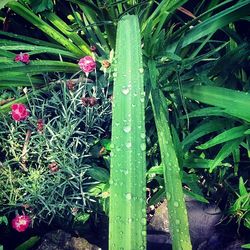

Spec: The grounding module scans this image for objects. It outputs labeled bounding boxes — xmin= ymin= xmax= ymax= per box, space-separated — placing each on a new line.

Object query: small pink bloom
xmin=12 ymin=215 xmax=31 ymax=232
xmin=90 ymin=45 xmax=96 ymax=52
xmin=11 ymin=103 xmax=29 ymax=121
xmin=78 ymin=56 xmax=96 ymax=74
xmin=14 ymin=53 xmax=30 ymax=64
xmin=37 ymin=119 xmax=44 ymax=133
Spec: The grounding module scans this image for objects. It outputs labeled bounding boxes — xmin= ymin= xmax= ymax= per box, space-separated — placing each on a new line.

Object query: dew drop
xmin=123 ymin=126 xmax=131 ymax=133
xmin=166 ymin=192 xmax=171 ymax=201
xmin=140 ymin=143 xmax=146 ymax=151
xmin=141 ymin=230 xmax=147 ymax=236
xmin=140 ymin=133 xmax=146 ymax=139
xmin=126 ymin=142 xmax=132 ymax=149
xmin=125 ymin=193 xmax=132 ymax=200
xmin=110 ymin=143 xmax=115 ymax=149
xmin=141 ymin=218 xmax=147 ymax=225
xmin=113 ymin=72 xmax=117 ymax=77
xmin=139 ymin=68 xmax=144 ymax=74
xmin=122 ymin=87 xmax=130 ymax=95
xmin=174 ymin=201 xmax=179 ymax=207
xmin=176 ymin=219 xmax=180 ymax=225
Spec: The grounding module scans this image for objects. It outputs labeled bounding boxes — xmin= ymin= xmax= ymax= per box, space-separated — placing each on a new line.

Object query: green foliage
xmin=150 ymin=89 xmax=192 ymax=250
xmin=109 ymin=15 xmax=146 ymax=250
xmin=14 ymin=236 xmax=40 ymax=250
xmin=0 ymin=74 xmax=112 ymax=223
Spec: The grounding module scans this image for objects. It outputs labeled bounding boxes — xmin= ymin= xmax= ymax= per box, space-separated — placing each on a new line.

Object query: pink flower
xmin=11 ymin=103 xmax=29 ymax=121
xmin=78 ymin=56 xmax=96 ymax=74
xmin=14 ymin=53 xmax=30 ymax=64
xmin=12 ymin=215 xmax=31 ymax=232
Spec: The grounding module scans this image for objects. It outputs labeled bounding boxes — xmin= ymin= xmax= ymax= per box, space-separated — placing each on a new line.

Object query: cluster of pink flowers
xmin=12 ymin=214 xmax=31 ymax=232
xmin=14 ymin=52 xmax=30 ymax=64
xmin=78 ymin=56 xmax=96 ymax=75
xmin=11 ymin=103 xmax=29 ymax=121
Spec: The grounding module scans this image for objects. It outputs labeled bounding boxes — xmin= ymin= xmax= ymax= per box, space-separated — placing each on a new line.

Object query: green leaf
xmin=6 ymin=2 xmax=85 ymax=57
xmin=109 ymin=15 xmax=146 ymax=250
xmin=15 ymin=236 xmax=40 ymax=250
xmin=30 ymin=0 xmax=53 ymax=13
xmin=197 ymin=125 xmax=248 ymax=150
xmin=167 ymin=0 xmax=250 ymax=52
xmin=150 ymin=88 xmax=192 ymax=249
xmin=0 ymin=0 xmax=14 ymax=10
xmin=87 ymin=167 xmax=109 ymax=183
xmin=239 ymin=177 xmax=248 ymax=196
xmin=209 ymin=138 xmax=243 ymax=172
xmin=242 ymin=243 xmax=250 ymax=249
xmin=100 ymin=139 xmax=111 ymax=151
xmin=0 ymin=216 xmax=8 ymax=226
xmin=183 ymin=85 xmax=250 ymax=122
xmin=182 ymin=119 xmax=227 ymax=151
xmin=74 ymin=213 xmax=90 ymax=224
xmin=183 ymin=189 xmax=209 ymax=204
xmin=147 ymin=165 xmax=163 ymax=175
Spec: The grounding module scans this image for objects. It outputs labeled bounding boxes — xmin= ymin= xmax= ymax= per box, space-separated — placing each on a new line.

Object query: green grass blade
xmin=43 ymin=12 xmax=91 ymax=55
xmin=167 ymin=0 xmax=250 ymax=52
xmin=197 ymin=125 xmax=249 ymax=150
xmin=150 ymin=88 xmax=192 ymax=250
xmin=183 ymin=85 xmax=250 ymax=122
xmin=0 ymin=30 xmax=64 ymax=48
xmin=6 ymin=2 xmax=85 ymax=57
xmin=182 ymin=118 xmax=227 ymax=151
xmin=109 ymin=15 xmax=146 ymax=250
xmin=0 ymin=60 xmax=79 ymax=74
xmin=209 ymin=138 xmax=243 ymax=172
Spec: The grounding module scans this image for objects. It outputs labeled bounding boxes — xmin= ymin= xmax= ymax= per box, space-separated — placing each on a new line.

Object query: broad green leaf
xmin=197 ymin=125 xmax=248 ymax=150
xmin=109 ymin=15 xmax=146 ymax=250
xmin=183 ymin=85 xmax=250 ymax=122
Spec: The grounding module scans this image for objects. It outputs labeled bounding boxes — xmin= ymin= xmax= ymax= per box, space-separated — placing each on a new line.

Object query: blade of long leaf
xmin=209 ymin=138 xmax=242 ymax=172
xmin=109 ymin=15 xmax=146 ymax=250
xmin=6 ymin=2 xmax=85 ymax=57
xmin=183 ymin=85 xmax=250 ymax=122
xmin=197 ymin=125 xmax=249 ymax=150
xmin=43 ymin=12 xmax=91 ymax=55
xmin=150 ymin=88 xmax=192 ymax=250
xmin=166 ymin=0 xmax=250 ymax=52
xmin=182 ymin=118 xmax=227 ymax=151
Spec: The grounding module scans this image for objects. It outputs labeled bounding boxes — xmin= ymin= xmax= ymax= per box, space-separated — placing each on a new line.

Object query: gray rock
xmin=147 ymin=197 xmax=222 ymax=249
xmin=35 ymin=229 xmax=101 ymax=250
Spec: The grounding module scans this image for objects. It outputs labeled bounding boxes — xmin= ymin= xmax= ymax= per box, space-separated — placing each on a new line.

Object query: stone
xmin=35 ymin=230 xmax=101 ymax=250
